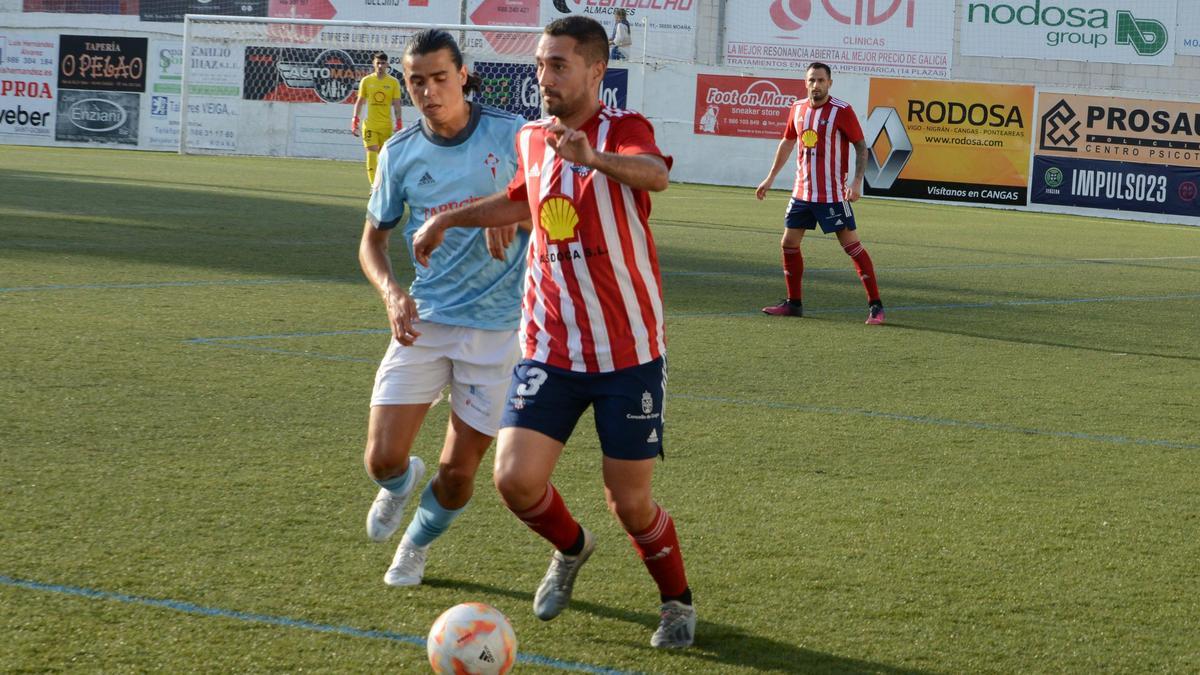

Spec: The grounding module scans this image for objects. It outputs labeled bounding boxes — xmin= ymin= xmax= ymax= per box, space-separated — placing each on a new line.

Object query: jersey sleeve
xmin=366 ymin=143 xmax=406 ymax=229
xmin=356 ymin=77 xmax=367 ymax=107
xmin=504 ymin=117 xmax=523 ymax=183
xmin=611 ymin=114 xmax=673 ymax=170
xmin=839 ymin=106 xmax=865 ymax=144
xmin=506 ymin=127 xmax=529 ymax=202
xmin=783 ymin=103 xmax=799 ymax=140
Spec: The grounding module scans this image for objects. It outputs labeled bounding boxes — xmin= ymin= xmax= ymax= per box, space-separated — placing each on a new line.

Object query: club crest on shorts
xmin=641 ymin=391 xmax=653 ymax=414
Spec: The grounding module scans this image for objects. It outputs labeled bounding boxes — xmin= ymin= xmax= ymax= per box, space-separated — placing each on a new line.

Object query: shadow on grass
xmin=424 ymin=577 xmax=929 ymax=674
xmin=885 ymin=320 xmax=1199 ymax=362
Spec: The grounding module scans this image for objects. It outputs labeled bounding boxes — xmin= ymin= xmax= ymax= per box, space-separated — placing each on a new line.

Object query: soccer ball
xmin=426 ymin=602 xmax=517 ymax=675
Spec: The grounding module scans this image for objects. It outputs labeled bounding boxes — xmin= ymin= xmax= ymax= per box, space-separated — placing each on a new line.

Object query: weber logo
xmin=1 ymin=105 xmax=51 ymax=127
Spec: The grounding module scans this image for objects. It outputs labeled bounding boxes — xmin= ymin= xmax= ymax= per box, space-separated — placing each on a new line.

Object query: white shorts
xmin=370 ymin=321 xmax=520 ymax=437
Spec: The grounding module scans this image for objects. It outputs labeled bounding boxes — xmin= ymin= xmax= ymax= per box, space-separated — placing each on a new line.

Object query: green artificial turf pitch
xmin=2 ymin=146 xmax=1198 ymax=673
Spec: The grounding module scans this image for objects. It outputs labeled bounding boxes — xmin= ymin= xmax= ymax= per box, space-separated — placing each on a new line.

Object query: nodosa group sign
xmin=961 ymin=0 xmax=1177 ymax=65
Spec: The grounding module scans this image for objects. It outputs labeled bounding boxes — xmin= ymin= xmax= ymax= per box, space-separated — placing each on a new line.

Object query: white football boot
xmin=384 ymin=535 xmax=429 ymax=587
xmin=532 ymin=528 xmax=595 ymax=620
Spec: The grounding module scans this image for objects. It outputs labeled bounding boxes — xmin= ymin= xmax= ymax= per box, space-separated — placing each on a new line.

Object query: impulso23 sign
xmin=961 ymin=0 xmax=1176 ymax=65
xmin=1032 ymin=93 xmax=1200 ymax=218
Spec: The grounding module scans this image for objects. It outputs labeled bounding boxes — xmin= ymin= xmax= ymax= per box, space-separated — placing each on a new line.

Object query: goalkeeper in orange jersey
xmin=351 ymin=51 xmax=404 ymax=186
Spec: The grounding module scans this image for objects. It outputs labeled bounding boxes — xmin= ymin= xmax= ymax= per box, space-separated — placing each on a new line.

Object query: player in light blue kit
xmin=358 ymin=29 xmax=529 ymax=587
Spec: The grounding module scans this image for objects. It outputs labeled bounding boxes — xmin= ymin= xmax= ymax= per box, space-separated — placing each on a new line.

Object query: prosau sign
xmin=58 ymin=35 xmax=147 ymax=93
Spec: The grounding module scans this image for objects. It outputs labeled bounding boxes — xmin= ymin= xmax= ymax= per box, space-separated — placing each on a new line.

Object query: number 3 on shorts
xmin=516 ymin=367 xmax=548 ymax=396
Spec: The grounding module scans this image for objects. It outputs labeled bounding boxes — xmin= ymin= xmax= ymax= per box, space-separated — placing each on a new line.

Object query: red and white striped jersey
xmin=506 ymin=107 xmax=672 ymax=373
xmin=784 ymin=97 xmax=864 ymax=203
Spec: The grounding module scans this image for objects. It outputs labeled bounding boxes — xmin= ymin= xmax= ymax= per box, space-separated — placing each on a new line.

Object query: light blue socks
xmin=404 ymin=480 xmax=466 ymax=547
xmin=374 ymin=465 xmax=415 ymax=494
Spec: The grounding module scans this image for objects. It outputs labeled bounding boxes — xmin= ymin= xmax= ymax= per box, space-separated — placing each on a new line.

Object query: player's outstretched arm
xmin=587 ymin=152 xmax=668 ymax=192
xmin=359 ymin=221 xmax=421 ymax=345
xmin=756 ymin=137 xmax=797 ymax=200
xmin=413 ymin=193 xmax=530 ymax=267
xmin=546 ymin=123 xmax=669 ymax=192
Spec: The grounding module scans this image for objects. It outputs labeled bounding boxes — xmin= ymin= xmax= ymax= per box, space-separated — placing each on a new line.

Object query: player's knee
xmin=435 ymin=463 xmax=475 ymax=505
xmin=363 ymin=442 xmax=407 ymax=481
xmin=493 ymin=467 xmax=539 ymax=509
xmin=605 ymin=493 xmax=655 ymax=532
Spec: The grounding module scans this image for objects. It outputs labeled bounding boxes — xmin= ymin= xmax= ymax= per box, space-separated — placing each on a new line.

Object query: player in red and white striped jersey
xmin=412 ymin=16 xmax=695 ymax=649
xmin=756 ymin=62 xmax=885 ymax=324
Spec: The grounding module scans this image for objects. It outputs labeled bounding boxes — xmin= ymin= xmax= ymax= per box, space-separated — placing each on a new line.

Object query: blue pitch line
xmin=0 ymin=278 xmax=342 ymax=294
xmin=663 ymin=257 xmax=1200 ymax=278
xmin=7 ymin=255 xmax=1198 ymax=294
xmin=190 ymin=328 xmax=389 ymax=342
xmin=670 ymin=393 xmax=1200 ymax=451
xmin=0 ymin=575 xmax=634 ymax=675
xmin=187 ymin=330 xmax=384 ymax=364
xmin=184 ymin=326 xmax=1198 ymax=452
xmin=669 ymin=292 xmax=1200 ymax=319
xmin=188 ymin=340 xmax=377 ymax=363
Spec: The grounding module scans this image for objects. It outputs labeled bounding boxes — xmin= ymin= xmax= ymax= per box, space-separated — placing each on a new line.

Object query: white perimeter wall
xmin=4 ymin=3 xmax=1198 ymax=225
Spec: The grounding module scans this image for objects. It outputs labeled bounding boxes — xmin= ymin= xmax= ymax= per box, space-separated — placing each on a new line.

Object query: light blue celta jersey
xmin=366 ymin=102 xmax=528 ymax=331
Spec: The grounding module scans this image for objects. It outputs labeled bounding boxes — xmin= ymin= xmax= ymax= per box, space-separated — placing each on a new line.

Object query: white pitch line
xmin=1079 ymin=256 xmax=1200 ymax=262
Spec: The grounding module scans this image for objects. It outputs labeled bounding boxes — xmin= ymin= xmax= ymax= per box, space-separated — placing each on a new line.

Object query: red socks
xmin=627 ymin=505 xmax=689 ymax=598
xmin=842 ymin=240 xmax=880 ymax=303
xmin=782 ymin=246 xmax=804 ymax=301
xmin=512 ymin=484 xmax=581 ymax=552
xmin=515 ymin=488 xmax=690 ymax=600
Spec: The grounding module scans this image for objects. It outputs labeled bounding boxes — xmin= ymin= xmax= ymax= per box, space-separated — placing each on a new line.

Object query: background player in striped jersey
xmin=350 ymin=52 xmax=404 ymax=187
xmin=358 ymin=30 xmax=529 ymax=588
xmin=412 ymin=16 xmax=696 ymax=649
xmin=756 ymin=62 xmax=886 ymax=324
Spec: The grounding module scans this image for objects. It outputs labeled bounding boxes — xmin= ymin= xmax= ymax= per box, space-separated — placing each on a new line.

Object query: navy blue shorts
xmin=500 ymin=358 xmax=666 ymax=460
xmin=785 ymin=198 xmax=857 ymax=234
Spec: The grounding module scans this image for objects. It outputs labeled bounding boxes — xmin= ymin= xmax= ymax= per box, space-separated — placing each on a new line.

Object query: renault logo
xmin=863 ymin=107 xmax=912 ymax=190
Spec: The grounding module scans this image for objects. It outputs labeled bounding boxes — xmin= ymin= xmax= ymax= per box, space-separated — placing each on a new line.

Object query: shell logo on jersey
xmin=801 ymin=128 xmax=820 ymax=148
xmin=372 ymin=90 xmax=387 ymax=103
xmin=539 ymin=195 xmax=580 ymax=242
